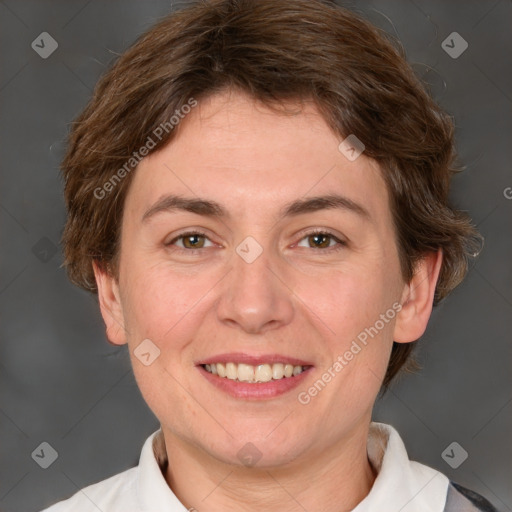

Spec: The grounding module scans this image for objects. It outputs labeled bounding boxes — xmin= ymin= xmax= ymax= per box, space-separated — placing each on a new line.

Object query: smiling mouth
xmin=202 ymin=362 xmax=310 ymax=383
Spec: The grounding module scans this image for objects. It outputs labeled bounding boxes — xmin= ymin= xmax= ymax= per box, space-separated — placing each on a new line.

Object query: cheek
xmin=130 ymin=353 xmax=202 ymax=441
xmin=294 ymin=263 xmax=395 ymax=337
xmin=120 ymin=259 xmax=224 ymax=360
xmin=295 ymin=263 xmax=398 ymax=391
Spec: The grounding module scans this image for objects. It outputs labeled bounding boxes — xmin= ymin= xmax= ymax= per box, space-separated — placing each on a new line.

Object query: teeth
xmin=237 ymin=363 xmax=253 ymax=382
xmin=203 ymin=362 xmax=306 ymax=382
xmin=226 ymin=362 xmax=237 ymax=380
xmin=272 ymin=363 xmax=284 ymax=380
xmin=217 ymin=363 xmax=226 ymax=378
xmin=255 ymin=364 xmax=273 ymax=383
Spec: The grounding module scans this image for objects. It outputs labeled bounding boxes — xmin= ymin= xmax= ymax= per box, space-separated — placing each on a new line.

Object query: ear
xmin=393 ymin=250 xmax=443 ymax=343
xmin=93 ymin=260 xmax=127 ymax=346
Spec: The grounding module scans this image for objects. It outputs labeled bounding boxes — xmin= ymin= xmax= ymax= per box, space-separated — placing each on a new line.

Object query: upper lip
xmin=195 ymin=353 xmax=314 ymax=367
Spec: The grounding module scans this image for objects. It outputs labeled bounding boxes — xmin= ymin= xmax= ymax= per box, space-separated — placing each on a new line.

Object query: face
xmin=95 ymin=89 xmax=439 ymax=468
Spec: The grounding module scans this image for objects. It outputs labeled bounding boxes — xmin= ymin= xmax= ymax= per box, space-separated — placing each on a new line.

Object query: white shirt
xmin=40 ymin=422 xmax=450 ymax=512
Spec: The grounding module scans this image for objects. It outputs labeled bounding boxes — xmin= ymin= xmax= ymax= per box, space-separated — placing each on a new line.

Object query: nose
xmin=216 ymin=241 xmax=294 ymax=335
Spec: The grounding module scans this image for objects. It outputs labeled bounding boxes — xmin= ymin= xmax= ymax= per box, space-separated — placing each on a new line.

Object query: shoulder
xmin=38 ymin=466 xmax=139 ymax=512
xmin=443 ymin=481 xmax=499 ymax=512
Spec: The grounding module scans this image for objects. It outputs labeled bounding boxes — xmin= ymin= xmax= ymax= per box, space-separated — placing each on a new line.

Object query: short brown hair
xmin=60 ymin=0 xmax=481 ymax=389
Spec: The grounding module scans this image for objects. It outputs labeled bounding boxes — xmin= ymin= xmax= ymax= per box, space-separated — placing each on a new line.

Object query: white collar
xmin=136 ymin=428 xmax=186 ymax=511
xmin=354 ymin=422 xmax=448 ymax=511
xmin=136 ymin=422 xmax=449 ymax=512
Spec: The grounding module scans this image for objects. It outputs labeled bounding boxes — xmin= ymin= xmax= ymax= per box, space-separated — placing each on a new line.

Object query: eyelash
xmin=166 ymin=229 xmax=347 ymax=253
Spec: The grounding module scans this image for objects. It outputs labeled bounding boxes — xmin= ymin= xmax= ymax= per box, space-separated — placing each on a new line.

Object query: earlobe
xmin=393 ymin=250 xmax=443 ymax=344
xmin=92 ymin=260 xmax=127 ymax=346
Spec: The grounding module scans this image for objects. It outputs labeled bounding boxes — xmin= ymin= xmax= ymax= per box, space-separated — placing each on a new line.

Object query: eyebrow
xmin=141 ymin=193 xmax=371 ymax=223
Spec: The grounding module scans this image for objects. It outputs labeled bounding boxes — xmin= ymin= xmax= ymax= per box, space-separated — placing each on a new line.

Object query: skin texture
xmin=94 ymin=89 xmax=442 ymax=512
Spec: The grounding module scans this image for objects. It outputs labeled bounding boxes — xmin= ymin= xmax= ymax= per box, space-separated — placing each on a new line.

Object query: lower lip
xmin=197 ymin=365 xmax=313 ymax=400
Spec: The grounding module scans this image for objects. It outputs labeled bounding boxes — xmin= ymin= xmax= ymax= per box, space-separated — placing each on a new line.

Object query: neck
xmin=162 ymin=420 xmax=377 ymax=512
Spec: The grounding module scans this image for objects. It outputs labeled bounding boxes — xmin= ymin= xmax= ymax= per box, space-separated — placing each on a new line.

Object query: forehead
xmin=125 ymin=90 xmax=390 ymax=224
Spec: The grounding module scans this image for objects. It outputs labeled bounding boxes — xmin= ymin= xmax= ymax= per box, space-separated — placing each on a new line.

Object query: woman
xmin=41 ymin=0 xmax=496 ymax=510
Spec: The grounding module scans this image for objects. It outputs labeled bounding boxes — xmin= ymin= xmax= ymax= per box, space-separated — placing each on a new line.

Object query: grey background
xmin=0 ymin=1 xmax=511 ymax=511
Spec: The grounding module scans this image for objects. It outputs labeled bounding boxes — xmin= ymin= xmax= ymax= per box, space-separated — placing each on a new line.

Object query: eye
xmin=165 ymin=229 xmax=345 ymax=252
xmin=166 ymin=231 xmax=214 ymax=250
xmin=296 ymin=230 xmax=346 ymax=251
